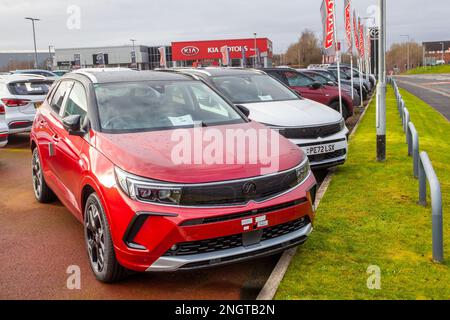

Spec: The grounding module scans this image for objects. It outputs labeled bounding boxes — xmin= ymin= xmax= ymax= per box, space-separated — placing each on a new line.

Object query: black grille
xmin=164 ymin=234 xmax=243 ymax=256
xmin=180 ymin=166 xmax=301 ymax=206
xmin=261 ymin=217 xmax=309 ymax=241
xmin=307 ymin=148 xmax=346 ymax=163
xmin=180 ymin=198 xmax=307 ymax=226
xmin=279 ymin=121 xmax=343 ymax=139
xmin=164 ymin=217 xmax=310 ymax=257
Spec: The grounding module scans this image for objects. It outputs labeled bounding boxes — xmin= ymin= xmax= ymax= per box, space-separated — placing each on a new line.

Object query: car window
xmin=8 ymin=80 xmax=52 ymax=96
xmin=50 ymin=81 xmax=73 ymax=114
xmin=93 ymin=80 xmax=244 ymax=133
xmin=211 ymin=74 xmax=298 ymax=104
xmin=268 ymin=71 xmax=287 ymax=84
xmin=62 ymin=82 xmax=88 ymax=124
xmin=283 ymin=71 xmax=314 ymax=87
xmin=190 ymin=85 xmax=230 ymax=117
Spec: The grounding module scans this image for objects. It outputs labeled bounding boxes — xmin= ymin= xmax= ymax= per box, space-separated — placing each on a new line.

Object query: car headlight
xmin=295 ymin=159 xmax=310 ymax=184
xmin=115 ymin=167 xmax=182 ymax=205
xmin=339 ymin=118 xmax=346 ymax=131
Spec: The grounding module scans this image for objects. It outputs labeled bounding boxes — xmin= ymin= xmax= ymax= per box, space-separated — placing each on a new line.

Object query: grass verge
xmin=404 ymin=65 xmax=450 ymax=75
xmin=275 ymin=86 xmax=450 ymax=299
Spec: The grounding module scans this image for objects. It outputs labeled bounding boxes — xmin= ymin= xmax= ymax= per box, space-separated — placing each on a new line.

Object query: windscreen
xmin=94 ymin=80 xmax=244 ymax=133
xmin=211 ymin=74 xmax=299 ymax=104
xmin=8 ymin=80 xmax=53 ymax=96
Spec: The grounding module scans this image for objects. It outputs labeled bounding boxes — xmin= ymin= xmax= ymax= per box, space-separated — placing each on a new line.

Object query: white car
xmin=0 ymin=74 xmax=53 ymax=134
xmin=176 ymin=68 xmax=349 ymax=169
xmin=12 ymin=69 xmax=59 ymax=81
xmin=0 ymin=104 xmax=7 ymax=147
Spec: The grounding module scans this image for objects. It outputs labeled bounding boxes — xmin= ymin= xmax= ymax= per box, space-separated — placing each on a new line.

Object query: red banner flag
xmin=344 ymin=0 xmax=352 ymax=51
xmin=321 ymin=0 xmax=335 ymax=53
xmin=353 ymin=10 xmax=360 ymax=56
xmin=359 ymin=17 xmax=365 ymax=57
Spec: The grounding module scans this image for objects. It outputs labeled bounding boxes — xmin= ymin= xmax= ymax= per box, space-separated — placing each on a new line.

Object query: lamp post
xmin=401 ymin=34 xmax=410 ymax=70
xmin=25 ymin=17 xmax=40 ymax=69
xmin=440 ymin=42 xmax=445 ymax=62
xmin=376 ymin=0 xmax=386 ymax=161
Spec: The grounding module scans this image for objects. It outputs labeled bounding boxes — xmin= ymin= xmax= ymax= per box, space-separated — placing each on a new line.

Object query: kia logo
xmin=242 ymin=181 xmax=257 ymax=195
xmin=181 ymin=46 xmax=199 ymax=56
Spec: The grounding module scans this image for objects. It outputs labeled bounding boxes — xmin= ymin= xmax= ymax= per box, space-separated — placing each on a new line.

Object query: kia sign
xmin=181 ymin=46 xmax=200 ymax=56
xmin=172 ymin=38 xmax=272 ymax=61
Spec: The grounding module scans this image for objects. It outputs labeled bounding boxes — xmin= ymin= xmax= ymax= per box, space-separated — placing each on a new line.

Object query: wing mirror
xmin=236 ymin=105 xmax=250 ymax=117
xmin=311 ymin=82 xmax=322 ymax=90
xmin=62 ymin=114 xmax=84 ymax=136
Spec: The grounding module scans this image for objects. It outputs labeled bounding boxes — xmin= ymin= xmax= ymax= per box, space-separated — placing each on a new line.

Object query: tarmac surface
xmin=0 ymin=134 xmax=281 ymax=300
xmin=395 ymin=74 xmax=450 ymax=121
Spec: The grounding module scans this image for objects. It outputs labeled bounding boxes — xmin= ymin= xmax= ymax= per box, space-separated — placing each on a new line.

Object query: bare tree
xmin=386 ymin=42 xmax=423 ymax=73
xmin=282 ymin=30 xmax=323 ymax=67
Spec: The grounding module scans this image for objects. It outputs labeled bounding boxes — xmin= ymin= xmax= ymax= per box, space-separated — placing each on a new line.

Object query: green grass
xmin=275 ymin=87 xmax=450 ymax=300
xmin=404 ymin=65 xmax=450 ymax=75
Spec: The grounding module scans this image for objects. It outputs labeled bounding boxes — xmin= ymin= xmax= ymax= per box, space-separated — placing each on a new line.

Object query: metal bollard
xmin=407 ymin=122 xmax=420 ymax=178
xmin=418 ymin=152 xmax=444 ymax=263
xmin=403 ymin=107 xmax=410 ymax=137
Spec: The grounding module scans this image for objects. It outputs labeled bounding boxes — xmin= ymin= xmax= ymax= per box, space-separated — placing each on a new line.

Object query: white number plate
xmin=304 ymin=143 xmax=336 ymax=155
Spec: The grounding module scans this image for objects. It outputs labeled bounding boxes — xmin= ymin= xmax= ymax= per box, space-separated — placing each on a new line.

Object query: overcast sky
xmin=1 ymin=0 xmax=449 ymax=52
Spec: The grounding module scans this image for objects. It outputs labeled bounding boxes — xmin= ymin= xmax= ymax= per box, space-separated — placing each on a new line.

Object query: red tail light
xmin=0 ymin=105 xmax=4 ymax=114
xmin=1 ymin=98 xmax=31 ymax=107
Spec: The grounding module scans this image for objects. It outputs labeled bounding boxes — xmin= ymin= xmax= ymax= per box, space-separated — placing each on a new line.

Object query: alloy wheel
xmin=85 ymin=203 xmax=106 ymax=273
xmin=32 ymin=150 xmax=42 ymax=199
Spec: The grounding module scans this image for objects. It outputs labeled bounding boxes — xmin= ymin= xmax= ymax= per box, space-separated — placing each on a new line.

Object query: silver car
xmin=0 ymin=74 xmax=53 ymax=134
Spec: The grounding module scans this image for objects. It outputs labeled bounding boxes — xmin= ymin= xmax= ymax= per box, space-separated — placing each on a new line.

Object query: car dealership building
xmin=53 ymin=37 xmax=273 ymax=70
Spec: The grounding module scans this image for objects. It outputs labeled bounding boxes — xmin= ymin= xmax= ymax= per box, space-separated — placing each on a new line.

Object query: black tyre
xmin=32 ymin=147 xmax=56 ymax=203
xmin=329 ymin=101 xmax=349 ymax=120
xmin=84 ymin=193 xmax=127 ymax=283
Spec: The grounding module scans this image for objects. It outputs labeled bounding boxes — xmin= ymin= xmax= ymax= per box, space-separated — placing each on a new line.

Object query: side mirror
xmin=62 ymin=114 xmax=84 ymax=136
xmin=311 ymin=82 xmax=322 ymax=90
xmin=236 ymin=105 xmax=250 ymax=117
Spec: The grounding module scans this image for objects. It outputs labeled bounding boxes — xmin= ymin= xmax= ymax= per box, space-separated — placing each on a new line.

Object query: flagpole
xmin=350 ymin=54 xmax=354 ymax=99
xmin=332 ymin=0 xmax=343 ymax=116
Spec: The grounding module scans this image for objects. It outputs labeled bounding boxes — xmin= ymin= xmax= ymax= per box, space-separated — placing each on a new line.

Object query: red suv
xmin=263 ymin=68 xmax=354 ymax=119
xmin=30 ymin=69 xmax=317 ymax=282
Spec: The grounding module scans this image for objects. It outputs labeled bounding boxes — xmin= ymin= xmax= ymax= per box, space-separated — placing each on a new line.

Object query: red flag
xmin=359 ymin=18 xmax=365 ymax=57
xmin=321 ymin=0 xmax=335 ymax=52
xmin=158 ymin=47 xmax=166 ymax=67
xmin=220 ymin=45 xmax=230 ymax=65
xmin=353 ymin=10 xmax=360 ymax=56
xmin=344 ymin=0 xmax=352 ymax=51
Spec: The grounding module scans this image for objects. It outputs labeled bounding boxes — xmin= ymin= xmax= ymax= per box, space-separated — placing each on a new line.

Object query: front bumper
xmin=148 ymin=223 xmax=312 ymax=271
xmin=289 ymin=127 xmax=348 ymax=168
xmin=108 ymin=173 xmax=317 ymax=272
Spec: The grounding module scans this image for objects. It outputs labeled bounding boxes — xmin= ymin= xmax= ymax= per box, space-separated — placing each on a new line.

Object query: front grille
xmin=261 ymin=217 xmax=310 ymax=241
xmin=307 ymin=148 xmax=346 ymax=163
xmin=164 ymin=216 xmax=310 ymax=257
xmin=279 ymin=121 xmax=343 ymax=139
xmin=180 ymin=198 xmax=307 ymax=226
xmin=180 ymin=165 xmax=302 ymax=206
